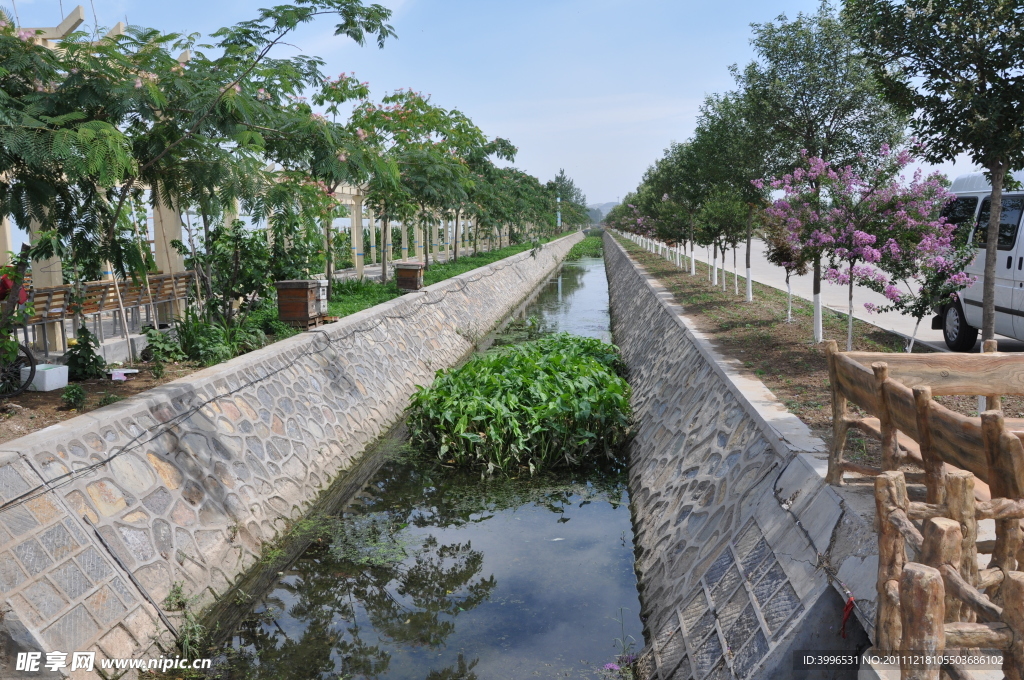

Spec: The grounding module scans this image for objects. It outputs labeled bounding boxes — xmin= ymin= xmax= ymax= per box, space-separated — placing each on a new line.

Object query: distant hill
xmin=587 ymin=202 xmax=619 ymax=220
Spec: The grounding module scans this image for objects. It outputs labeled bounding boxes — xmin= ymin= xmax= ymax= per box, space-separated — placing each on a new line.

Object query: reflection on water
xmin=222 ymin=254 xmax=640 ymax=679
xmin=526 ymin=256 xmax=611 ymax=342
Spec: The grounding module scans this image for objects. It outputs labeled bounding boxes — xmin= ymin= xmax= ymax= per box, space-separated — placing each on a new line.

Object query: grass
xmin=327 ymin=239 xmax=554 ymax=319
xmin=407 ymin=333 xmax=631 ymax=475
xmin=613 ymin=234 xmax=924 ymax=456
xmin=615 ymin=233 xmax=1024 ymax=468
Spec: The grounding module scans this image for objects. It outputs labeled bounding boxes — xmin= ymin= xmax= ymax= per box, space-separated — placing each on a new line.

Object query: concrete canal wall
xmin=606 ymin=234 xmax=878 ymax=680
xmin=0 ymin=232 xmax=582 ymax=679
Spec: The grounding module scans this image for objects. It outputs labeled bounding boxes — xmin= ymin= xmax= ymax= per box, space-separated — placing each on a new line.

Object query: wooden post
xmin=921 ymin=517 xmax=963 ymax=623
xmin=825 ymin=340 xmax=848 ymax=485
xmin=873 ymin=362 xmax=900 ymax=470
xmin=945 ymin=471 xmax=979 ymax=621
xmin=983 ymin=339 xmax=1002 ymax=412
xmin=877 ymin=471 xmax=909 ymax=652
xmin=983 ymin=411 xmax=1022 ymax=577
xmin=1001 ymin=571 xmax=1024 ymax=680
xmin=913 ymin=386 xmax=945 ymax=504
xmin=899 ymin=563 xmax=945 ymax=680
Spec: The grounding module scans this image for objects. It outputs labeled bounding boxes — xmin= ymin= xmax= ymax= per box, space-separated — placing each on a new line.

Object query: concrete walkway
xmin=683 ymin=239 xmax=1024 ymax=353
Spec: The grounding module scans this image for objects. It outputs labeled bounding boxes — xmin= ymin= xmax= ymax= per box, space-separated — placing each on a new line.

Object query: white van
xmin=937 ymin=172 xmax=1024 ymax=351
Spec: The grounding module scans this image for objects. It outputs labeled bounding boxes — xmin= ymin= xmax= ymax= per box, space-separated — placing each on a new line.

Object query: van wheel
xmin=943 ymin=302 xmax=979 ymax=351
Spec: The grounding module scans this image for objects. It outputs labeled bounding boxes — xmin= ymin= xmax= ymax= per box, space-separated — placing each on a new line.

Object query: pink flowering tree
xmin=766 ymin=148 xmax=971 ymax=350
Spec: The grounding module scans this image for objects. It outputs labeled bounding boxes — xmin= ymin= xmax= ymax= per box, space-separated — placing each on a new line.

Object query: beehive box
xmin=274 ymin=280 xmax=324 ymax=328
xmin=395 ymin=263 xmax=425 ymax=291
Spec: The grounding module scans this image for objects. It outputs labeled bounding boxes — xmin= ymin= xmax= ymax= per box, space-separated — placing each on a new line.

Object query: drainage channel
xmin=203 ymin=254 xmax=642 ymax=679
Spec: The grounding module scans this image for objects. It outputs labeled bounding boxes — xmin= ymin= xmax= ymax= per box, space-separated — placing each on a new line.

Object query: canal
xmin=219 ymin=253 xmax=642 ymax=679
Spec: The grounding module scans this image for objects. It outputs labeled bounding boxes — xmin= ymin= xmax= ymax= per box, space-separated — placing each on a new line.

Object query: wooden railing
xmin=825 ymin=340 xmax=1024 ymax=678
xmin=877 ymin=469 xmax=1024 ymax=680
xmin=17 ymin=272 xmax=193 ymax=354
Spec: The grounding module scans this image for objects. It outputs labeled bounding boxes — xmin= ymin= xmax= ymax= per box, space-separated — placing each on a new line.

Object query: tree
xmin=736 ymin=1 xmax=905 ymax=341
xmin=765 ymin=148 xmax=968 ymax=350
xmin=843 ymin=0 xmax=1024 ymax=343
xmin=762 ymin=213 xmax=811 ymax=322
xmin=548 ymin=169 xmax=589 ymax=231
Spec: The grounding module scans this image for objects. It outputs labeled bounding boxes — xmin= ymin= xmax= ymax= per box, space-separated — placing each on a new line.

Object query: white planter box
xmin=22 ymin=364 xmax=69 ymax=392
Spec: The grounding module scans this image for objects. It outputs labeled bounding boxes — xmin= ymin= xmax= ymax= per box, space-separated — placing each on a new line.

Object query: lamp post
xmin=556 ymin=195 xmax=561 ymax=234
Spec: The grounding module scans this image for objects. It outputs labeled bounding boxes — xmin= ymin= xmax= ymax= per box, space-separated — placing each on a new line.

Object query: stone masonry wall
xmin=0 ymin=232 xmax=582 ymax=679
xmin=606 ymin=234 xmax=878 ymax=680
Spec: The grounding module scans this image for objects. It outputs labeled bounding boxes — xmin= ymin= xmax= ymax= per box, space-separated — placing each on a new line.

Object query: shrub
xmin=142 ymin=328 xmax=185 ymax=363
xmin=566 ymin=235 xmax=603 ymax=260
xmin=61 ymin=384 xmax=86 ymax=410
xmin=174 ymin=306 xmax=265 ymax=366
xmin=65 ymin=327 xmax=106 ymax=381
xmin=247 ymin=299 xmax=298 ymax=339
xmin=407 ymin=333 xmax=631 ymax=474
xmin=98 ymin=392 xmax=122 ymax=407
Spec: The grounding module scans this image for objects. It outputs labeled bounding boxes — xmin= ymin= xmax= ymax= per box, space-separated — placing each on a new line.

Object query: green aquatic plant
xmin=566 ymin=235 xmax=603 ymax=260
xmin=407 ymin=333 xmax=631 ymax=474
xmin=331 ymin=513 xmax=410 ymax=566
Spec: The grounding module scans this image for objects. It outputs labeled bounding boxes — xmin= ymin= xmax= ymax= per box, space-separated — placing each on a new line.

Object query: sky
xmin=10 ymin=0 xmax=980 ymax=207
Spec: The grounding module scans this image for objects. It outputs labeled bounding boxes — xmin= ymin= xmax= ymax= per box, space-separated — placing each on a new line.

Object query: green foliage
xmin=566 ymin=236 xmax=603 ymax=260
xmin=61 ymin=384 xmax=86 ymax=410
xmin=326 ymin=241 xmax=541 ymax=320
xmin=174 ymin=305 xmax=266 ymax=366
xmin=407 ymin=334 xmax=631 ymax=475
xmin=329 ymin=278 xmax=401 ymax=318
xmin=163 ymin=581 xmax=206 ymax=660
xmin=247 ymin=300 xmax=299 ymax=340
xmin=97 ymin=393 xmax=122 ymax=407
xmin=143 ymin=328 xmax=185 ymax=363
xmin=65 ymin=328 xmax=106 ymax=381
xmin=331 ymin=513 xmax=410 ymax=566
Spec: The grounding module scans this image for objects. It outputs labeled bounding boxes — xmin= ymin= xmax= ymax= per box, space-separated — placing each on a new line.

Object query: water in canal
xmin=223 ymin=255 xmax=642 ymax=679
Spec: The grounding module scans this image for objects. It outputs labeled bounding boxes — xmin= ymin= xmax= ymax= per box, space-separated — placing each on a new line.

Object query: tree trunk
xmin=454 ymin=210 xmax=461 ymax=261
xmin=324 ymin=219 xmax=333 ymax=300
xmin=786 ymin=272 xmax=793 ymax=323
xmin=745 ymin=208 xmax=753 ymax=302
xmin=847 ymin=262 xmax=855 ymax=351
xmin=381 ymin=217 xmax=390 ymax=284
xmin=712 ymin=243 xmax=718 ymax=286
xmin=733 ymin=247 xmax=738 ymax=295
xmin=813 ymin=255 xmax=823 ymax=343
xmin=982 ymin=161 xmax=1009 ymax=341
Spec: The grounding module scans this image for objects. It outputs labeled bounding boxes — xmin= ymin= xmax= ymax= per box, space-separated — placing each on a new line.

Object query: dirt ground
xmin=616 ymin=236 xmax=1024 ymax=469
xmin=0 ymin=362 xmax=201 ymax=445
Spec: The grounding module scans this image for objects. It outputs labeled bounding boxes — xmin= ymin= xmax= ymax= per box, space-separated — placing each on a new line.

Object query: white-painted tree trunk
xmin=813 ymin=294 xmax=823 ymax=342
xmin=733 ymin=248 xmax=738 ymax=295
xmin=787 ymin=278 xmax=793 ymax=323
xmin=847 ymin=274 xmax=855 ymax=352
xmin=746 ymin=269 xmax=752 ymax=302
xmin=906 ymin=318 xmax=921 ymax=353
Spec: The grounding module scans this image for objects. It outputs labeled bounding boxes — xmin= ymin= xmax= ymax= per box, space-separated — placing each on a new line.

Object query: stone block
xmin=85 ymin=585 xmax=128 ymax=624
xmin=733 ymin=629 xmax=769 ymax=678
xmin=39 ymin=523 xmax=78 ymax=562
xmin=49 ymin=560 xmax=92 ymax=600
xmin=22 ymin=579 xmax=68 ymax=619
xmin=762 ymin=582 xmax=802 ymax=636
xmin=13 ymin=539 xmax=53 ymax=576
xmin=42 ymin=604 xmax=99 ymax=651
xmin=97 ymin=624 xmax=139 ymax=659
xmin=794 ymin=485 xmax=844 ymax=555
xmin=692 ymin=629 xmax=724 ymax=679
xmin=75 ymin=547 xmax=114 ymax=583
xmin=0 ymin=551 xmax=28 ymax=592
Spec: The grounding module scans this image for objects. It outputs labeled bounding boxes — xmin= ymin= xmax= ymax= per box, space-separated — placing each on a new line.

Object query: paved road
xmin=683 ymin=239 xmax=1024 ymax=353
